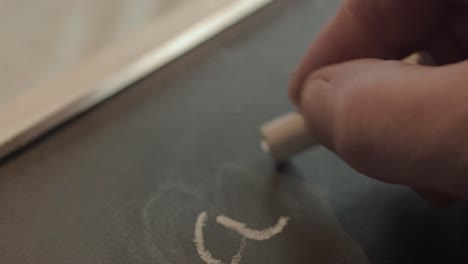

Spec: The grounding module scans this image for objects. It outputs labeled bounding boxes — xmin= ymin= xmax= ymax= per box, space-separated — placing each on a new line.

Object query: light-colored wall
xmin=0 ymin=0 xmax=231 ymax=106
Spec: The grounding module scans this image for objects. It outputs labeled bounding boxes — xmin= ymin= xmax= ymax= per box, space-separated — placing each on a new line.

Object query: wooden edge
xmin=0 ymin=0 xmax=275 ymax=160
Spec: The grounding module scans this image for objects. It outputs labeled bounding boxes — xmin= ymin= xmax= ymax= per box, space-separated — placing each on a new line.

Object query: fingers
xmin=290 ymin=0 xmax=448 ymax=105
xmin=299 ymin=59 xmax=468 ymax=197
xmin=422 ymin=9 xmax=468 ymax=64
xmin=298 ymin=59 xmax=381 ymax=150
xmin=422 ymin=30 xmax=466 ymax=65
xmin=413 ymin=189 xmax=460 ymax=206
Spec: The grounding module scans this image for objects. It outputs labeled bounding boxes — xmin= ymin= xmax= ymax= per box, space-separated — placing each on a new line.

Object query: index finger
xmin=290 ymin=0 xmax=447 ymax=105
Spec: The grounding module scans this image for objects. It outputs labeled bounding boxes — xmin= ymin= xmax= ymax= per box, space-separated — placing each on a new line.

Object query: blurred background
xmin=0 ymin=0 xmax=236 ymax=106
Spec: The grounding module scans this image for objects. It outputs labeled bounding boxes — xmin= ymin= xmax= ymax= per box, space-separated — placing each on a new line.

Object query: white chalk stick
xmin=260 ymin=112 xmax=314 ymax=161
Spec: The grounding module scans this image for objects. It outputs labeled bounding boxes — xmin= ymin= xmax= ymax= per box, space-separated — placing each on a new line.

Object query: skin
xmin=290 ymin=0 xmax=468 ymax=199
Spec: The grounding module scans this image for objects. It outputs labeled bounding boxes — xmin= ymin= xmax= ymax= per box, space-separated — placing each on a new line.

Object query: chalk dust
xmin=231 ymin=237 xmax=247 ymax=264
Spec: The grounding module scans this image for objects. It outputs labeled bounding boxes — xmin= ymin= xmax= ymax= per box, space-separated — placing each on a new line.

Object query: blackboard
xmin=1 ymin=0 xmax=468 ymax=263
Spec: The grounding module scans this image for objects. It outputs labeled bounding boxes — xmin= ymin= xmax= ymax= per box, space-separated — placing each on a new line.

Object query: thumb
xmin=298 ymin=58 xmax=416 ymax=151
xmin=298 ymin=59 xmax=468 ymax=197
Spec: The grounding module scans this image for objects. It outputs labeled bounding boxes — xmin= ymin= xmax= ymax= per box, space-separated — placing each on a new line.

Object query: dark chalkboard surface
xmin=1 ymin=1 xmax=468 ymax=263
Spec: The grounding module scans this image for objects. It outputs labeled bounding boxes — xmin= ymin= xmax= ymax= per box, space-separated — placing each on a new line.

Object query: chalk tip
xmin=274 ymin=159 xmax=290 ymax=172
xmin=261 ymin=140 xmax=289 ymax=169
xmin=260 ymin=140 xmax=270 ymax=154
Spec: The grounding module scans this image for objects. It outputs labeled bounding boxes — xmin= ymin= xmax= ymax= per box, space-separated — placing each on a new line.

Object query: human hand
xmin=290 ymin=0 xmax=468 ymax=198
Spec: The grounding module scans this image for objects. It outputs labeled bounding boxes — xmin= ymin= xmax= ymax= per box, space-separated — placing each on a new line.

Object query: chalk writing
xmin=194 ymin=211 xmax=289 ymax=264
xmin=217 ymin=215 xmax=289 ymax=241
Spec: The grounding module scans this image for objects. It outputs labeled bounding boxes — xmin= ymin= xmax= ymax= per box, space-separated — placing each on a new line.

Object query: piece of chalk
xmin=260 ymin=52 xmax=434 ymax=161
xmin=260 ymin=112 xmax=315 ymax=161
